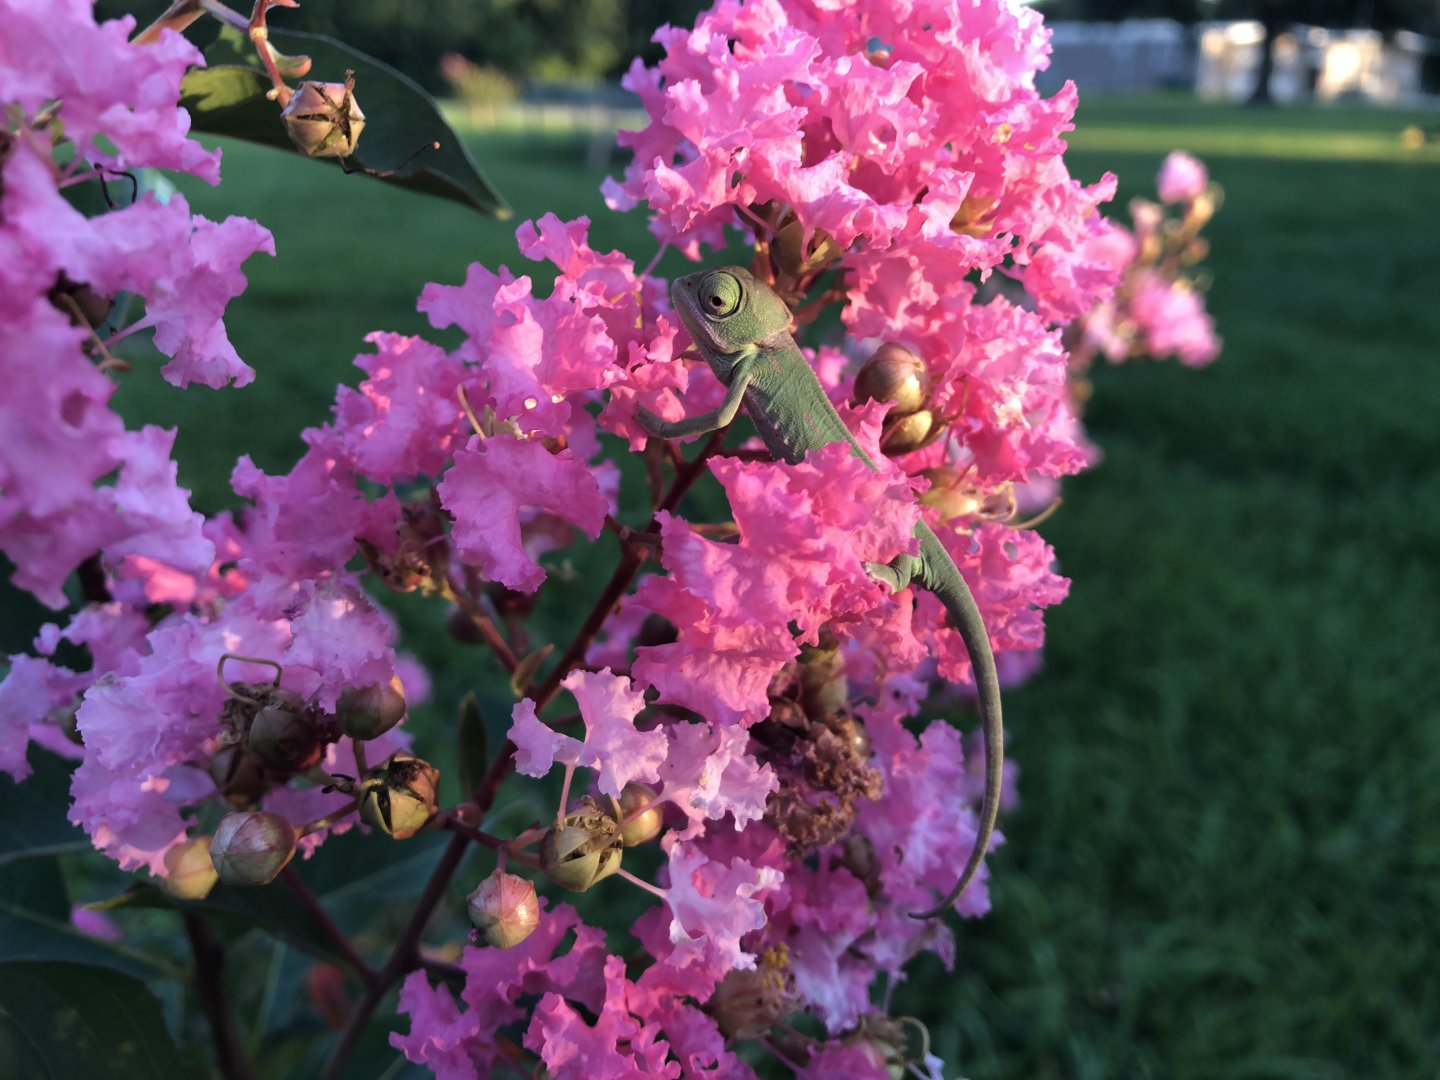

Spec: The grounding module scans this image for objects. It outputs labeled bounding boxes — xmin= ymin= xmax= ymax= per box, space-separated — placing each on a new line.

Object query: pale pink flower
xmin=1157 ymin=150 xmax=1208 ymax=204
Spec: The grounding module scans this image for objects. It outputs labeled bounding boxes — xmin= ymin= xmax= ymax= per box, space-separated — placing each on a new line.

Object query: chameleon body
xmin=639 ymin=266 xmax=1003 ymax=919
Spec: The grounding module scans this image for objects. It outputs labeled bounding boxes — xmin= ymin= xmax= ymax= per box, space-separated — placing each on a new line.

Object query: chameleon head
xmin=671 ymin=266 xmax=793 ymax=355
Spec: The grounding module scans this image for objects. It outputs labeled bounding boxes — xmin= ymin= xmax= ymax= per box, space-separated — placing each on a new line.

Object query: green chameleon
xmin=638 ymin=266 xmax=1003 ymax=919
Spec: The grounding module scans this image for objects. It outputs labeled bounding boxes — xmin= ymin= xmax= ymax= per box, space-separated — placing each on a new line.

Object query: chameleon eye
xmin=697 ymin=271 xmax=742 ymax=318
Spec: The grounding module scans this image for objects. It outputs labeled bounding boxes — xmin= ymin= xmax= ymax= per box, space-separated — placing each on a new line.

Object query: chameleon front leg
xmin=636 ymin=353 xmax=756 ymax=440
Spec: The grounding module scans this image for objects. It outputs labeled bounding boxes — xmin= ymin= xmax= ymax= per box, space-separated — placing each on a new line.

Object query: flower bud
xmin=161 ymin=836 xmax=219 ymax=901
xmin=358 ymin=753 xmax=440 ymax=840
xmin=797 ymin=634 xmax=847 ymax=717
xmin=210 ymin=812 xmax=297 ymax=886
xmin=853 ymin=343 xmax=930 ymax=417
xmin=917 ymin=465 xmax=983 ymax=521
xmin=247 ymin=688 xmax=322 ymax=774
xmin=879 ymin=409 xmax=936 ymax=455
xmin=466 ymin=871 xmax=540 ymax=948
xmin=539 ymin=798 xmax=622 ymax=892
xmin=280 ymin=73 xmax=365 ymax=159
xmin=305 ymin=964 xmax=351 ymax=1029
xmin=949 ymin=192 xmax=999 ymax=238
xmin=336 ymin=676 xmax=407 ymax=741
xmin=613 ymin=783 xmax=663 ymax=847
xmin=48 ymin=274 xmax=112 ymax=330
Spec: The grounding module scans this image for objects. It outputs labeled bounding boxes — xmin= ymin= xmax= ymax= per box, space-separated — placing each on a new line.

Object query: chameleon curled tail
xmin=866 ymin=521 xmax=1003 ymax=920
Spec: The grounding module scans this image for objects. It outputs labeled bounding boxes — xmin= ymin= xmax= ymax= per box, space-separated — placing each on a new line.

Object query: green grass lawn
xmin=109 ymin=97 xmax=1440 ymax=1076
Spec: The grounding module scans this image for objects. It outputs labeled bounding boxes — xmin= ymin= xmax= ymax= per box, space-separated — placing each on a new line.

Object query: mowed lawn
xmin=110 ymin=97 xmax=1440 ymax=1077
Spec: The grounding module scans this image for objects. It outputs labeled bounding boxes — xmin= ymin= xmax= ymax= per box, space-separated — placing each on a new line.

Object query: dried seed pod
xmin=710 ymin=945 xmax=796 ymax=1040
xmin=280 ymin=72 xmax=365 ymax=159
xmin=358 ymin=753 xmax=441 ymax=840
xmin=466 ymin=871 xmax=541 ymax=948
xmin=853 ymin=343 xmax=930 ymax=417
xmin=210 ymin=812 xmax=297 ymax=886
xmin=539 ymin=798 xmax=623 ymax=892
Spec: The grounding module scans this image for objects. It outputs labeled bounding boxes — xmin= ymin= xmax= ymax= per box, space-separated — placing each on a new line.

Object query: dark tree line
xmin=101 ymin=0 xmax=709 ymax=91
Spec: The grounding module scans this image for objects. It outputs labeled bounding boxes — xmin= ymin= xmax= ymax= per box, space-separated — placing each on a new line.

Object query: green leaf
xmin=457 ymin=692 xmax=488 ymax=799
xmin=0 ymin=749 xmax=91 ymax=867
xmin=0 ymin=962 xmax=183 ymax=1077
xmin=0 ymin=860 xmax=176 ymax=980
xmin=181 ymin=26 xmax=509 ymax=218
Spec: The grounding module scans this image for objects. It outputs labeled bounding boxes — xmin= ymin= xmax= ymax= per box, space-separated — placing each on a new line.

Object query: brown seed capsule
xmin=247 ymin=688 xmax=322 ymax=774
xmin=539 ymin=798 xmax=623 ymax=892
xmin=210 ymin=811 xmax=297 ymax=886
xmin=854 ymin=343 xmax=930 ymax=417
xmin=613 ymin=783 xmax=663 ymax=848
xmin=161 ymin=836 xmax=219 ymax=900
xmin=209 ymin=744 xmax=269 ymax=809
xmin=358 ymin=753 xmax=440 ymax=840
xmin=280 ymin=72 xmax=365 ymax=159
xmin=466 ymin=871 xmax=541 ymax=948
xmin=336 ymin=676 xmax=407 ymax=741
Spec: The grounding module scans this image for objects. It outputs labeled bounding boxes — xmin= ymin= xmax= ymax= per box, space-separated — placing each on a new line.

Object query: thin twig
xmin=320 ymin=833 xmax=470 ymax=1080
xmin=444 ymin=574 xmax=520 ymax=673
xmin=281 ymin=867 xmax=378 ymax=987
xmin=183 ymin=913 xmax=256 ymax=1080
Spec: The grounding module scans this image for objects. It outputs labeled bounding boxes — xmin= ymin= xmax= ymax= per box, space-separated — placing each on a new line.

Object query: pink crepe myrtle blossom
xmin=1157 ymin=150 xmax=1209 ymax=204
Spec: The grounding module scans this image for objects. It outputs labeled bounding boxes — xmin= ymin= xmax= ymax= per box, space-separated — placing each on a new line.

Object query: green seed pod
xmin=161 ymin=836 xmax=219 ymax=901
xmin=336 ymin=676 xmax=407 ymax=741
xmin=210 ymin=812 xmax=297 ymax=886
xmin=878 ymin=409 xmax=936 ymax=455
xmin=854 ymin=343 xmax=930 ymax=417
xmin=466 ymin=871 xmax=541 ymax=949
xmin=613 ymin=783 xmax=663 ymax=848
xmin=358 ymin=753 xmax=440 ymax=840
xmin=539 ymin=799 xmax=622 ymax=892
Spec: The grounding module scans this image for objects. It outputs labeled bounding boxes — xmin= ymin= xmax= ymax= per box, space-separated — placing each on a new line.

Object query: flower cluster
xmin=1068 ymin=150 xmax=1222 ymax=371
xmin=1 ymin=0 xmax=1217 ymax=1076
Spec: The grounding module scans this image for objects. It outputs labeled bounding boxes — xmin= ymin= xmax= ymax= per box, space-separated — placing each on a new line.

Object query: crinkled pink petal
xmin=439 ymin=434 xmax=608 ymax=592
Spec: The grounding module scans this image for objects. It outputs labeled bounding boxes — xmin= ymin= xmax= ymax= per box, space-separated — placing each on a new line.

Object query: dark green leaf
xmin=181 ymin=26 xmax=509 ymax=217
xmin=0 ymin=962 xmax=183 ymax=1078
xmin=456 ymin=692 xmax=488 ymax=799
xmin=0 ymin=749 xmax=90 ymax=866
xmin=0 ymin=860 xmax=174 ymax=980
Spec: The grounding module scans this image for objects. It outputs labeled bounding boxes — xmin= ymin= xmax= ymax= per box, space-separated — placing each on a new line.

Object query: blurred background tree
xmin=100 ymin=0 xmax=709 ymax=90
